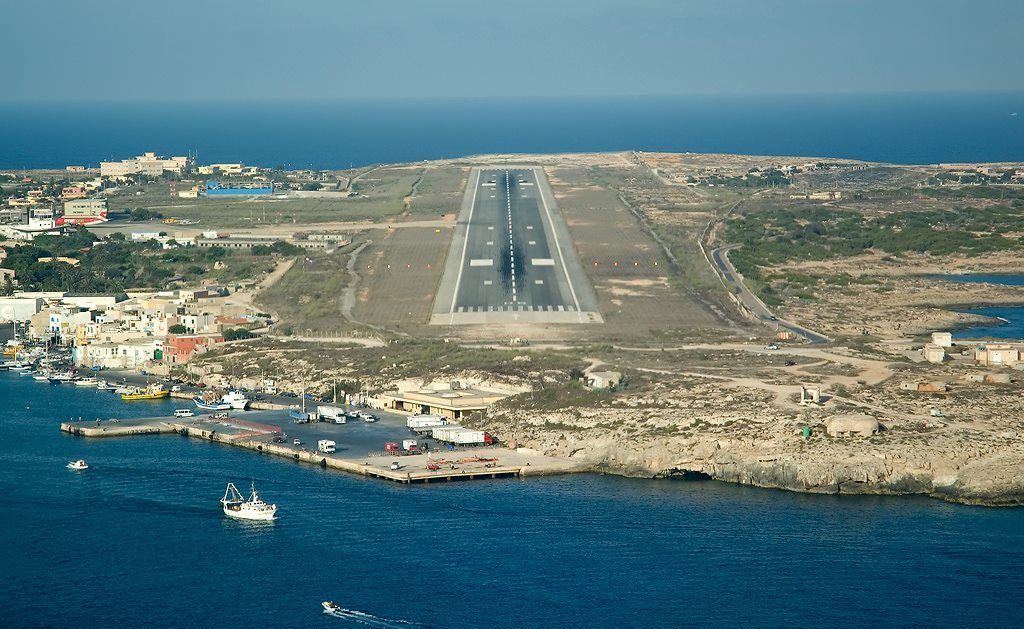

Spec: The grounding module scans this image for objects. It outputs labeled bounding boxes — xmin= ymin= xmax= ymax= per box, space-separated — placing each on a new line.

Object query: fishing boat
xmin=66 ymin=459 xmax=89 ymax=470
xmin=121 ymin=383 xmax=169 ymax=400
xmin=49 ymin=371 xmax=78 ymax=384
xmin=75 ymin=377 xmax=98 ymax=387
xmin=220 ymin=482 xmax=277 ymax=521
xmin=33 ymin=372 xmax=51 ymax=381
xmin=194 ymin=394 xmax=231 ymax=411
xmin=96 ymin=380 xmax=117 ymax=391
xmin=8 ymin=363 xmax=31 ymax=372
xmin=194 ymin=391 xmax=249 ymax=411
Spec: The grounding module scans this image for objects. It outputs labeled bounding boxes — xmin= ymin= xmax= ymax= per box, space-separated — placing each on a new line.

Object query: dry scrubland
xmin=208 ymin=151 xmax=1024 ymax=504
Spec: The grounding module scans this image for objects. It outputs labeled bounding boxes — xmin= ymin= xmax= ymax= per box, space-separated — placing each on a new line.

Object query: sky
xmin=3 ymin=0 xmax=1023 ymax=101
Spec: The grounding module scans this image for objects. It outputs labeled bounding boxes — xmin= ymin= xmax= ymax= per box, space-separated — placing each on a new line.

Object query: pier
xmin=60 ymin=416 xmax=581 ymax=484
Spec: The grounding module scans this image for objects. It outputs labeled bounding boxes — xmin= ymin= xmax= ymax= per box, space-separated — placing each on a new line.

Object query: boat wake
xmin=324 ymin=606 xmax=425 ymax=628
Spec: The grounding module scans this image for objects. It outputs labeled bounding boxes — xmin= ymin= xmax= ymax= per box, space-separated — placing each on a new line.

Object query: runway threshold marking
xmin=469 ymin=259 xmax=492 ymax=267
xmin=531 ymin=258 xmax=555 ymax=266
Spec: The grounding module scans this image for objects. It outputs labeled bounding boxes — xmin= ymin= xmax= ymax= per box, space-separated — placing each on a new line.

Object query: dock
xmin=60 ymin=416 xmax=582 ymax=484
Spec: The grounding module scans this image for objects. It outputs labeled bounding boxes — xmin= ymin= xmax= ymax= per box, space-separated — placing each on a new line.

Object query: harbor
xmin=60 ymin=410 xmax=582 ymax=484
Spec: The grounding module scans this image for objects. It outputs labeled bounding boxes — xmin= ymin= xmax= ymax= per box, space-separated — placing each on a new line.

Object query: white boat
xmin=195 ymin=391 xmax=249 ymax=411
xmin=67 ymin=459 xmax=89 ymax=470
xmin=96 ymin=380 xmax=117 ymax=391
xmin=223 ymin=391 xmax=250 ymax=410
xmin=221 ymin=482 xmax=277 ymax=521
xmin=33 ymin=373 xmax=51 ymax=381
xmin=114 ymin=385 xmax=132 ymax=394
xmin=8 ymin=363 xmax=31 ymax=372
xmin=75 ymin=377 xmax=98 ymax=387
xmin=323 ymin=601 xmax=342 ymax=614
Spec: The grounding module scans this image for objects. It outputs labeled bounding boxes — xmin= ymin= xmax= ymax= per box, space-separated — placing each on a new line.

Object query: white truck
xmin=318 ymin=405 xmax=347 ymax=424
xmin=407 ymin=414 xmax=448 ymax=430
xmin=402 ymin=439 xmax=419 ymax=452
xmin=317 ymin=439 xmax=336 ymax=454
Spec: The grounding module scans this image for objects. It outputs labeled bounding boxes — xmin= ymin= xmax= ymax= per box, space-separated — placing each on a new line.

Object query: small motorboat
xmin=96 ymin=380 xmax=117 ymax=391
xmin=67 ymin=459 xmax=89 ymax=470
xmin=322 ymin=601 xmax=342 ymax=614
xmin=75 ymin=377 xmax=98 ymax=387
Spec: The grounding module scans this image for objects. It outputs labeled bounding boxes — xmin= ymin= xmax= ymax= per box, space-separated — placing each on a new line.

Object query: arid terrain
xmin=188 ymin=151 xmax=1024 ymax=505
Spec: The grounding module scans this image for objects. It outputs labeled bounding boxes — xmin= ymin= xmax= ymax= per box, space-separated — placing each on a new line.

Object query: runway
xmin=432 ymin=166 xmax=600 ymax=325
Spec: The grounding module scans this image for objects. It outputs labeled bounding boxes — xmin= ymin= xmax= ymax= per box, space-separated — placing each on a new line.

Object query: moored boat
xmin=75 ymin=377 xmax=98 ymax=387
xmin=96 ymin=380 xmax=117 ymax=391
xmin=221 ymin=482 xmax=277 ymax=521
xmin=121 ymin=383 xmax=169 ymax=400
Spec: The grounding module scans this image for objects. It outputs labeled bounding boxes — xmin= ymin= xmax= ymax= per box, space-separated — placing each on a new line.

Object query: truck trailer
xmin=407 ymin=414 xmax=448 ymax=430
xmin=430 ymin=426 xmax=493 ymax=445
xmin=318 ymin=405 xmax=347 ymax=423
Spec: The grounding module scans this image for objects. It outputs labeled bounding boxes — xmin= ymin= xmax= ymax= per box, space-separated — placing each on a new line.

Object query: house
xmin=922 ymin=344 xmax=947 ymax=364
xmin=975 ymin=344 xmax=1019 ymax=368
xmin=931 ymin=332 xmax=953 ymax=348
xmin=164 ymin=334 xmax=222 ymax=364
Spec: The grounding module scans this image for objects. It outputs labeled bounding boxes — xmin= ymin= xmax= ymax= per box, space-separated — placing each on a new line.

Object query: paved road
xmin=432 ymin=167 xmax=600 ymax=325
xmin=712 ymin=245 xmax=831 ymax=344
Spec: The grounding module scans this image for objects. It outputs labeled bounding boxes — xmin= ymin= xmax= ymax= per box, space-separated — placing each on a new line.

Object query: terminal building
xmin=380 ymin=382 xmax=510 ymax=421
xmin=59 ymin=199 xmax=108 ymax=225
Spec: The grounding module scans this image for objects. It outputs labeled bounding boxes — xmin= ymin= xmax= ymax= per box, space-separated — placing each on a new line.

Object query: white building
xmin=0 ymin=297 xmax=43 ymax=322
xmin=100 ymin=152 xmax=193 ymax=178
xmin=76 ymin=338 xmax=163 ymax=369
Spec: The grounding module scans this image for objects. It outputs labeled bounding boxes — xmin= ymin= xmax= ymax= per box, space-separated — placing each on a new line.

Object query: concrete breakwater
xmin=60 ymin=417 xmax=582 ymax=483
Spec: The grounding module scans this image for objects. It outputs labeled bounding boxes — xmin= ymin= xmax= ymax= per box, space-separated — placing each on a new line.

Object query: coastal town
xmin=3 ymin=149 xmax=1024 ymax=505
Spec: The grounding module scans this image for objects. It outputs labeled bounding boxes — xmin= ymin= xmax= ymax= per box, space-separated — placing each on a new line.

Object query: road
xmin=711 ymin=245 xmax=831 ymax=344
xmin=432 ymin=167 xmax=600 ymax=325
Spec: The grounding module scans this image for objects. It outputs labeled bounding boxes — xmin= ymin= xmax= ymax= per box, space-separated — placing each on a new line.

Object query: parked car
xmin=389 ymin=461 xmax=401 ymax=470
xmin=764 ymin=343 xmax=780 ymax=350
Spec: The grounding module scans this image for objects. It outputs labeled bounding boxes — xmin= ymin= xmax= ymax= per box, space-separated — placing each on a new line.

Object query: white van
xmin=173 ymin=409 xmax=195 ymax=418
xmin=317 ymin=439 xmax=336 ymax=454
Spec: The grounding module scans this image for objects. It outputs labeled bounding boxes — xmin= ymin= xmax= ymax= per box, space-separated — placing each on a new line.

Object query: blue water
xmin=2 ymin=372 xmax=1023 ymax=628
xmin=938 ymin=275 xmax=1024 ymax=339
xmin=1 ymin=92 xmax=1023 ymax=170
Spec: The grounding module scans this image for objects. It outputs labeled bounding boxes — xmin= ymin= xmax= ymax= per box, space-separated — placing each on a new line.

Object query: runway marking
xmin=505 ymin=169 xmax=517 ymax=302
xmin=458 ymin=306 xmax=465 ymax=313
xmin=534 ymin=166 xmax=583 ymax=317
xmin=526 ymin=225 xmax=534 ymax=230
xmin=558 ymin=305 xmax=565 ymax=311
xmin=488 ymin=305 xmax=494 ymax=311
xmin=483 ymin=280 xmax=493 ymax=285
xmin=531 ymin=258 xmax=555 ymax=266
xmin=535 ymin=279 xmax=544 ymax=285
xmin=469 ymin=259 xmax=492 ymax=267
xmin=528 ymin=240 xmax=536 ymax=245
xmin=448 ymin=168 xmax=481 ymax=317
xmin=487 ymin=226 xmax=494 ymax=230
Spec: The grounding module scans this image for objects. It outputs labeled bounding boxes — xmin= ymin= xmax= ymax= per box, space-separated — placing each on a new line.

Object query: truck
xmin=430 ymin=426 xmax=493 ymax=446
xmin=406 ymin=414 xmax=448 ymax=430
xmin=402 ymin=439 xmax=419 ymax=452
xmin=318 ymin=405 xmax=347 ymax=424
xmin=289 ymin=409 xmax=311 ymax=423
xmin=317 ymin=439 xmax=336 ymax=454
xmin=384 ymin=441 xmax=401 ymax=454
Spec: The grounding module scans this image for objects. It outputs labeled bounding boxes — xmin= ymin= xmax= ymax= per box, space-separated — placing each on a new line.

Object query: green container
xmin=802 ymin=426 xmax=811 ymax=439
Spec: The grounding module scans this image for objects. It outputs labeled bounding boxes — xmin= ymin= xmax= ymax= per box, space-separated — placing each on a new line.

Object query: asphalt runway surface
xmin=432 ymin=167 xmax=600 ymax=325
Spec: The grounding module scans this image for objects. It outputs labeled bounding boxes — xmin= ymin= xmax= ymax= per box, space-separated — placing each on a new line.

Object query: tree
xmin=168 ymin=324 xmax=187 ymax=334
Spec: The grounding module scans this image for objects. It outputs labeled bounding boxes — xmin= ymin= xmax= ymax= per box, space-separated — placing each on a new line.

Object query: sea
xmin=940 ymin=275 xmax=1024 ymax=340
xmin=1 ymin=92 xmax=1023 ymax=170
xmin=2 ymin=372 xmax=1023 ymax=628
